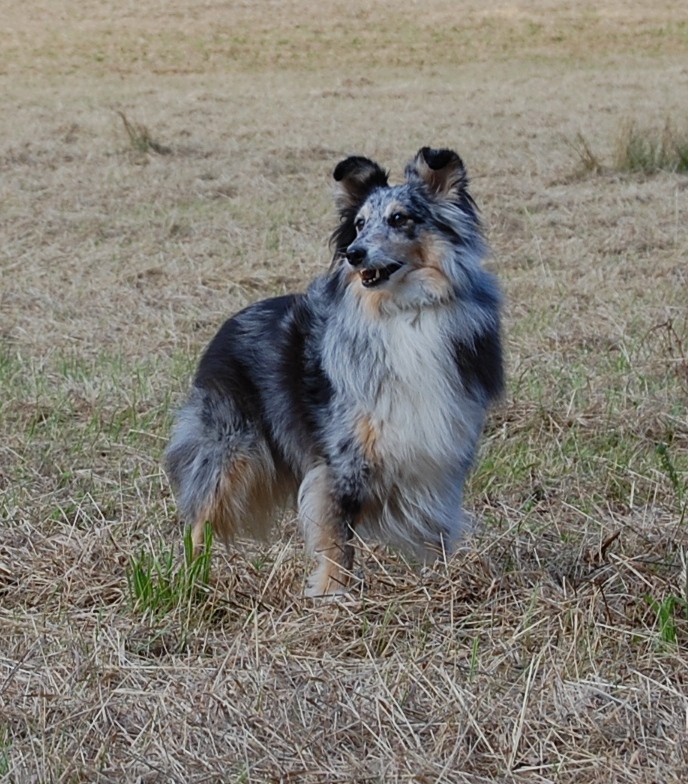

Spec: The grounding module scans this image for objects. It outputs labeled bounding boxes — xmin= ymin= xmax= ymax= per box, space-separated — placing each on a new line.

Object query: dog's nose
xmin=345 ymin=246 xmax=366 ymax=267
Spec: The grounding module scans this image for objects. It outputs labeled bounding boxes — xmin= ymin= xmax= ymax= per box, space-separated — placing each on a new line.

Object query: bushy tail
xmin=165 ymin=387 xmax=290 ymax=551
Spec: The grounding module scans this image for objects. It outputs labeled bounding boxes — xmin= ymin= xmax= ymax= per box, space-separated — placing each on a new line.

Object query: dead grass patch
xmin=117 ymin=111 xmax=173 ymax=158
xmin=3 ymin=0 xmax=688 ymax=78
xmin=1 ymin=0 xmax=688 ymax=781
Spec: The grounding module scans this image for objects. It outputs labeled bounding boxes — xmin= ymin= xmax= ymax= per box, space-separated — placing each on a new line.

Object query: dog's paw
xmin=304 ymin=564 xmax=352 ymax=599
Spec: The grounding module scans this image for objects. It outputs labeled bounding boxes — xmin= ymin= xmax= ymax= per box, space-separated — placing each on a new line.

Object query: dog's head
xmin=330 ymin=148 xmax=485 ymax=309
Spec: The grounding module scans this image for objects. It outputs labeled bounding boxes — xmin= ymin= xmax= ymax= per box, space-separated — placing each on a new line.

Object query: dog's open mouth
xmin=359 ymin=263 xmax=403 ymax=288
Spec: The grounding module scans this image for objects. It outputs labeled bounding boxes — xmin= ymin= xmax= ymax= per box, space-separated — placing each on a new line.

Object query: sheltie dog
xmin=165 ymin=147 xmax=503 ymax=597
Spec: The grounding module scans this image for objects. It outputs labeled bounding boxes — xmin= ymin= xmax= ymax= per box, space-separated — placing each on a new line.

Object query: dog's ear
xmin=333 ymin=156 xmax=389 ymax=213
xmin=405 ymin=147 xmax=468 ymax=201
xmin=330 ymin=156 xmax=388 ymax=262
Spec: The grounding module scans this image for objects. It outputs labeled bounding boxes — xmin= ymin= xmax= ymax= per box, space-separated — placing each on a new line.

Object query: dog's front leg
xmin=298 ymin=462 xmax=360 ymax=598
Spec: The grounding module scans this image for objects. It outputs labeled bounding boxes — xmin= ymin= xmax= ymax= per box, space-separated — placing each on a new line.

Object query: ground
xmin=1 ymin=1 xmax=688 ymax=782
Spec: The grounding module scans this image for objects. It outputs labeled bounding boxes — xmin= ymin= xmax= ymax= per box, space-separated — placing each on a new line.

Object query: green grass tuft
xmin=0 ymin=727 xmax=9 ymax=777
xmin=127 ymin=524 xmax=213 ymax=616
xmin=644 ymin=594 xmax=688 ymax=646
xmin=614 ymin=119 xmax=688 ymax=173
xmin=571 ymin=117 xmax=688 ymax=175
xmin=656 ymin=442 xmax=685 ymax=505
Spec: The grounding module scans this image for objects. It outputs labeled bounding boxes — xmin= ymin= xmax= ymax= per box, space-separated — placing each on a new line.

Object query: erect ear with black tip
xmin=405 ymin=147 xmax=468 ymax=201
xmin=333 ymin=156 xmax=389 ymax=214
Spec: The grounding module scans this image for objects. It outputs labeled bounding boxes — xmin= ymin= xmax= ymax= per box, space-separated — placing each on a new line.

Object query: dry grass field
xmin=2 ymin=1 xmax=688 ymax=781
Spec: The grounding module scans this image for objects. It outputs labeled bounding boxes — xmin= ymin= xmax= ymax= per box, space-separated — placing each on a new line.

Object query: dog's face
xmin=330 ymin=148 xmax=483 ymax=310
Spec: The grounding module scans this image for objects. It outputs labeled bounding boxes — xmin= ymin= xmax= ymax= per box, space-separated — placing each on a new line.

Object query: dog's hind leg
xmin=298 ymin=462 xmax=357 ymax=598
xmin=165 ymin=388 xmax=289 ymax=556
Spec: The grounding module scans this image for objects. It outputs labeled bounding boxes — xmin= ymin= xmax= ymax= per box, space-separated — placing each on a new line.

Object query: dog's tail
xmin=164 ymin=387 xmax=289 ymax=554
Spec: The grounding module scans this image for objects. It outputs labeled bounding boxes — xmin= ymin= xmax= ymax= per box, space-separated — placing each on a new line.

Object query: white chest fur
xmin=324 ymin=303 xmax=484 ymax=479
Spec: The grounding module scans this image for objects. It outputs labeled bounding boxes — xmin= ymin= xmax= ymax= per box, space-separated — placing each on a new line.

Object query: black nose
xmin=345 ymin=246 xmax=366 ymax=267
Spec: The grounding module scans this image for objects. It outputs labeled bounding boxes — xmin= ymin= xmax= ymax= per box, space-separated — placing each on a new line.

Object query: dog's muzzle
xmin=345 ymin=246 xmax=402 ymax=288
xmin=358 ymin=263 xmax=403 ymax=288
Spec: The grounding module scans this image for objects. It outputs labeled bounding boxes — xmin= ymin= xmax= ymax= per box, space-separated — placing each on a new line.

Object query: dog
xmin=165 ymin=147 xmax=503 ymax=597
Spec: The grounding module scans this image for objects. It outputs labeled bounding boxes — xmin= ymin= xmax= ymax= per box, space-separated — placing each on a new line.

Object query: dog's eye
xmin=388 ymin=212 xmax=407 ymax=228
xmin=354 ymin=217 xmax=365 ymax=231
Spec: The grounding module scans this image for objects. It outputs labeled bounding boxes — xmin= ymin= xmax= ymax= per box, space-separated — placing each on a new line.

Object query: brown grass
xmin=1 ymin=0 xmax=688 ymax=781
xmin=3 ymin=0 xmax=688 ymax=78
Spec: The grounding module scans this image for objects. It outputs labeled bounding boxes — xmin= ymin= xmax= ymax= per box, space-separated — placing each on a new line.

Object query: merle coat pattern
xmin=165 ymin=147 xmax=503 ymax=596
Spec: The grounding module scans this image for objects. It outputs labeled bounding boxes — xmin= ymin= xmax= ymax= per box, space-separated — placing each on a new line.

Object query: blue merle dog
xmin=165 ymin=147 xmax=503 ymax=596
